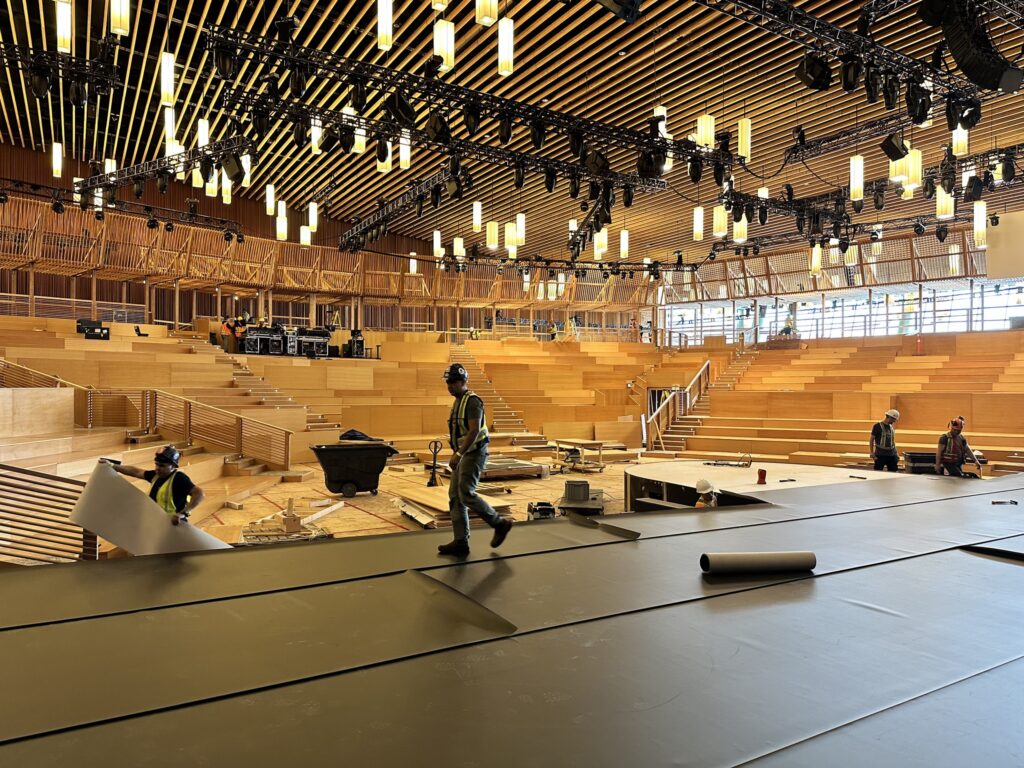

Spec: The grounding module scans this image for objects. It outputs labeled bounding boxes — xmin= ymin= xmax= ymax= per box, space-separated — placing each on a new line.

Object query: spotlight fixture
xmin=199 ymin=157 xmax=214 ymax=184
xmin=783 ymin=184 xmax=794 ymax=202
xmin=338 ymin=126 xmax=356 ymax=153
xmin=252 ymin=110 xmax=271 ymax=137
xmin=758 ymin=206 xmax=768 ymax=226
xmin=29 ymin=63 xmax=52 ymax=99
xmin=913 ymin=221 xmax=926 ymax=235
xmin=498 ymin=113 xmax=514 ymax=144
xmin=514 ymin=163 xmax=525 ymax=188
xmin=753 ymin=244 xmax=761 ymax=256
xmin=864 ymin=64 xmax=881 ymax=102
xmin=214 ymin=46 xmax=237 ymax=78
xmin=544 ymin=166 xmax=557 ymax=193
xmin=882 ymin=73 xmax=900 ymax=110
xmin=923 ymin=177 xmax=936 ymax=199
xmin=133 ymin=179 xmax=145 ymax=199
xmin=944 ymin=97 xmax=963 ymax=131
xmin=568 ymin=173 xmax=580 ymax=199
xmin=426 ymin=112 xmax=452 ymax=143
xmin=237 ymin=232 xmax=244 ymax=243
xmin=223 ymin=230 xmax=234 ymax=242
xmin=349 ymin=76 xmax=368 ymax=113
xmin=793 ymin=125 xmax=806 ymax=146
xmin=156 ymin=170 xmax=170 ymax=193
xmin=529 ymin=119 xmax=546 ymax=150
xmin=991 ymin=213 xmax=1000 ymax=226
xmin=568 ymin=130 xmax=585 ymax=159
xmin=462 ymin=101 xmax=482 ymax=135
xmin=963 ymin=175 xmax=984 ymax=201
xmin=383 ymin=91 xmax=417 ymax=128
xmin=713 ymin=163 xmax=725 ymax=186
xmin=623 ymin=185 xmax=634 ymax=208
xmin=69 ymin=80 xmax=88 ymax=108
xmin=51 ymin=198 xmax=65 ymax=214
xmin=796 ymin=212 xmax=806 ymax=234
xmin=852 ymin=199 xmax=864 ymax=213
xmin=869 ymin=229 xmax=880 ymax=242
xmin=687 ymin=156 xmax=702 ymax=184
xmin=430 ymin=182 xmax=444 ymax=208
xmin=1001 ymin=154 xmax=1016 ymax=182
xmin=840 ymin=55 xmax=863 ymax=92
xmin=415 ymin=194 xmax=425 ymax=217
xmin=744 ymin=203 xmax=755 ymax=224
xmin=146 ymin=216 xmax=158 ymax=229
xmin=873 ymin=185 xmax=885 ymax=210
xmin=288 ymin=65 xmax=308 ymax=98
xmin=795 ymin=52 xmax=832 ymax=90
xmin=94 ymin=209 xmax=104 ymax=221
xmin=935 ymin=224 xmax=949 ymax=242
xmin=959 ymin=97 xmax=982 ymax=129
xmin=292 ymin=119 xmax=308 ymax=148
xmin=588 ymin=180 xmax=600 ymax=200
xmin=906 ymin=80 xmax=932 ymax=125
xmin=164 ymin=221 xmax=174 ymax=232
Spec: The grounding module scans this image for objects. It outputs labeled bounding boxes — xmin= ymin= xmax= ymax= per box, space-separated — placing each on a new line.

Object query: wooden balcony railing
xmin=0 ymin=360 xmax=293 ymax=469
xmin=0 ymin=463 xmax=96 ymax=565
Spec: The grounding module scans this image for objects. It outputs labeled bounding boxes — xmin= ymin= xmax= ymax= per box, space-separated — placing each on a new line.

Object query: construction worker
xmin=220 ymin=316 xmax=236 ymax=353
xmin=935 ymin=416 xmax=982 ymax=477
xmin=105 ymin=446 xmax=205 ymax=524
xmin=233 ymin=316 xmax=247 ymax=351
xmin=694 ymin=479 xmax=718 ymax=508
xmin=438 ymin=363 xmax=512 ymax=557
xmin=870 ymin=409 xmax=901 ymax=472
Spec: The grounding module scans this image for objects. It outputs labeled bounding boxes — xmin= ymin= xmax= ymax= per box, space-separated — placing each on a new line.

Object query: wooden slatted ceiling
xmin=1 ymin=0 xmax=1023 ymax=267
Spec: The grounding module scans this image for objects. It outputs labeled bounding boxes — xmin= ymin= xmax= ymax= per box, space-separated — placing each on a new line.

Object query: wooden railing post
xmin=236 ymin=417 xmax=244 ymax=455
xmin=183 ymin=400 xmax=192 ymax=446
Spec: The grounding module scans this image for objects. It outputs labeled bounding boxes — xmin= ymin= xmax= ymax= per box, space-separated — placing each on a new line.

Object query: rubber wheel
xmin=371 ymin=489 xmax=378 ymax=496
xmin=340 ymin=482 xmax=358 ymax=498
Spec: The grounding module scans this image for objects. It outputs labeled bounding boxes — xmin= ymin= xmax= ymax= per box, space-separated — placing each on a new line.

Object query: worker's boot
xmin=438 ymin=540 xmax=470 ymax=557
xmin=490 ymin=518 xmax=513 ymax=548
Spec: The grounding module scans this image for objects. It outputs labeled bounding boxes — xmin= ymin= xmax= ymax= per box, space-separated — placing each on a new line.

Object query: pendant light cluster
xmin=376 ymin=0 xmax=514 ymax=77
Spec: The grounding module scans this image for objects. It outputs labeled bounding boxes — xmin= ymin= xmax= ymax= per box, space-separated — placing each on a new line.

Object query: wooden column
xmin=90 ymin=270 xmax=97 ymax=321
xmin=192 ymin=289 xmax=198 ymax=327
xmin=215 ymin=285 xmax=222 ymax=319
xmin=308 ymin=293 xmax=317 ymax=327
xmin=121 ymin=281 xmax=127 ymax=310
xmin=143 ymin=279 xmax=150 ymax=324
xmin=173 ymin=279 xmax=180 ymax=331
xmin=267 ymin=289 xmax=274 ymax=323
xmin=28 ymin=264 xmax=35 ymax=317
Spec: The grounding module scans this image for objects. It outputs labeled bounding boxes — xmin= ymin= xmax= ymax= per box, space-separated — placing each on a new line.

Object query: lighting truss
xmin=786 ymin=112 xmax=913 ymax=162
xmin=0 ymin=179 xmax=242 ymax=234
xmin=0 ymin=41 xmax=123 ymax=94
xmin=338 ymin=169 xmax=453 ymax=251
xmin=729 ymin=190 xmax=840 ymax=224
xmin=218 ymin=89 xmax=664 ymax=193
xmin=74 ymin=136 xmax=257 ymax=194
xmin=204 ymin=24 xmax=729 ymax=170
xmin=567 ymin=197 xmax=608 ymax=256
xmin=863 ymin=0 xmax=1024 ymax=29
xmin=690 ymin=0 xmax=976 ymax=95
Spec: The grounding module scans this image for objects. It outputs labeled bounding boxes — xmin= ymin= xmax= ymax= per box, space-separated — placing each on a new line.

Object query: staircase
xmin=450 ymin=344 xmax=539 ymax=442
xmin=708 ymin=349 xmax=759 ymax=392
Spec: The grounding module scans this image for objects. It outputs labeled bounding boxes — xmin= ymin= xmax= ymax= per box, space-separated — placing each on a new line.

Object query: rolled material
xmin=700 ymin=550 xmax=816 ymax=575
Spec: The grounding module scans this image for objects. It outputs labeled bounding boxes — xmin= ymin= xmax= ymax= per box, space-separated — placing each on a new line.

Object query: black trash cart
xmin=312 ymin=441 xmax=399 ymax=497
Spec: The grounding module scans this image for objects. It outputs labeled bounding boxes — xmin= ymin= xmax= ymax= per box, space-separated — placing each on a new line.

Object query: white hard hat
xmin=885 ymin=409 xmax=900 ymax=420
xmin=695 ymin=479 xmax=716 ymax=495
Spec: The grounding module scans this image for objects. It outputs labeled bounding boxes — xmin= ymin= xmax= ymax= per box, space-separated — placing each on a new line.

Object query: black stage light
xmin=51 ymin=199 xmax=64 ymax=214
xmin=446 ymin=177 xmax=463 ymax=200
xmin=133 ymin=179 xmax=145 ymax=199
xmin=870 ymin=229 xmax=880 ymax=241
xmin=944 ymin=97 xmax=962 ymax=131
xmin=376 ymin=135 xmax=389 ymax=163
xmin=753 ymin=244 xmax=761 ymax=255
xmin=838 ymin=238 xmax=850 ymax=253
xmin=913 ymin=221 xmax=926 ymax=235
xmin=840 ymin=55 xmax=863 ymax=92
xmin=292 ymin=120 xmax=308 ymax=148
xmin=319 ymin=127 xmax=339 ymax=154
xmin=959 ymin=97 xmax=982 ymax=129
xmin=146 ymin=216 xmax=158 ymax=229
xmin=29 ymin=65 xmax=51 ymax=99
xmin=252 ymin=110 xmax=271 ymax=136
xmin=350 ymin=76 xmax=368 ymax=113
xmin=449 ymin=155 xmax=461 ymax=176
xmin=623 ymin=185 xmax=634 ymax=207
xmin=236 ymin=232 xmax=244 ymax=243
xmin=906 ymin=81 xmax=932 ymax=124
xmin=214 ymin=47 xmax=237 ymax=78
xmin=338 ymin=126 xmax=356 ymax=153
xmin=223 ymin=230 xmax=234 ymax=242
xmin=461 ymin=168 xmax=474 ymax=190
xmin=275 ymin=16 xmax=297 ymax=43
xmin=795 ymin=53 xmax=832 ymax=90
xmin=200 ymin=157 xmax=214 ymax=183
xmin=713 ymin=162 xmax=725 ymax=186
xmin=514 ymin=163 xmax=525 ymax=188
xmin=935 ymin=224 xmax=949 ymax=242
xmin=744 ymin=203 xmax=755 ymax=223
xmin=430 ymin=183 xmax=443 ymax=208
xmin=568 ymin=173 xmax=580 ymax=199
xmin=733 ymin=205 xmax=744 ymax=224
xmin=793 ymin=125 xmax=806 ymax=146
xmin=864 ymin=64 xmax=881 ymax=102
xmin=688 ymin=155 xmax=702 ymax=184
xmin=568 ymin=130 xmax=585 ymax=159
xmin=383 ymin=91 xmax=417 ymax=128
xmin=415 ymin=194 xmax=425 ymax=217
xmin=784 ymin=183 xmax=794 ymax=202
xmin=796 ymin=212 xmax=806 ymax=234
xmin=832 ymin=220 xmax=842 ymax=239
xmin=963 ymin=175 xmax=984 ymax=201
xmin=852 ymin=199 xmax=864 ymax=213
xmin=880 ymin=133 xmax=909 ymax=161
xmin=426 ymin=112 xmax=452 ymax=143
xmin=588 ymin=180 xmax=601 ymax=200
xmin=289 ymin=67 xmax=307 ymax=98
xmin=924 ymin=176 xmax=936 ymax=199
xmin=585 ymin=149 xmax=610 ymax=176
xmin=498 ymin=113 xmax=514 ymax=144
xmin=94 ymin=209 xmax=104 ymax=221
xmin=156 ymin=170 xmax=170 ymax=193
xmin=873 ymin=185 xmax=885 ymax=210
xmin=222 ymin=153 xmax=245 ymax=186
xmin=530 ymin=119 xmax=546 ymax=150
xmin=69 ymin=80 xmax=88 ymax=107
xmin=544 ymin=166 xmax=557 ymax=193
xmin=882 ymin=73 xmax=900 ymax=110
xmin=463 ymin=101 xmax=481 ymax=136
xmin=636 ymin=150 xmax=662 ymax=178
xmin=991 ymin=213 xmax=1000 ymax=226
xmin=164 ymin=221 xmax=174 ymax=232
xmin=758 ymin=206 xmax=768 ymax=226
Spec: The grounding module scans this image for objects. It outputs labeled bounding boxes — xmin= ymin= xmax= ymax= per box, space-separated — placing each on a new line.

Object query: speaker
xmin=879 ymin=133 xmax=909 ymax=161
xmin=964 ymin=175 xmax=985 ymax=201
xmin=943 ymin=0 xmax=1024 ymax=91
xmin=425 ymin=112 xmax=452 ymax=143
xmin=221 ymin=153 xmax=245 ymax=186
xmin=794 ymin=54 xmax=832 ymax=91
xmin=589 ymin=0 xmax=643 ymax=22
xmin=383 ymin=91 xmax=417 ymax=128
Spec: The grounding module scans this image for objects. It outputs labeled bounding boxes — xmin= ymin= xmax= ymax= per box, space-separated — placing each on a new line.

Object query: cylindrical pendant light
xmin=507 ymin=244 xmax=517 ymax=260
xmin=737 ymin=117 xmax=751 ymax=160
xmin=276 ymin=216 xmax=287 ymax=241
xmin=849 ymin=154 xmax=864 ymax=201
xmin=160 ymin=52 xmax=175 ymax=107
xmin=948 ymin=244 xmax=961 ymax=275
xmin=453 ymin=237 xmax=465 ymax=258
xmin=221 ymin=169 xmax=231 ymax=204
xmin=277 ymin=200 xmax=286 ymax=219
xmin=872 ymin=224 xmax=883 ymax=256
xmin=241 ymin=155 xmax=251 ymax=187
xmin=844 ymin=243 xmax=859 ymax=267
xmin=472 ymin=202 xmax=483 ymax=232
xmin=432 ymin=0 xmax=448 ymax=8
xmin=712 ymin=204 xmax=727 ymax=238
xmin=51 ymin=142 xmax=62 ymax=178
xmin=476 ymin=0 xmax=498 ymax=26
xmin=974 ymin=199 xmax=987 ymax=250
xmin=433 ymin=229 xmax=442 ymax=259
xmin=557 ymin=273 xmax=566 ymax=297
xmin=56 ymin=0 xmax=72 ymax=53
xmin=809 ymin=243 xmax=823 ymax=276
xmin=308 ymin=202 xmax=318 ymax=232
xmin=757 ymin=186 xmax=769 ymax=199
xmin=377 ymin=0 xmax=392 ymax=51
xmin=376 ymin=139 xmax=392 ymax=173
xmin=399 ymin=131 xmax=411 ymax=169
xmin=194 ymin=118 xmax=210 ymax=187
xmin=905 ymin=148 xmax=922 ymax=190
xmin=311 ymin=118 xmax=322 ymax=155
xmin=266 ymin=184 xmax=275 ymax=216
xmin=516 ymin=212 xmax=526 ymax=244
xmin=594 ymin=227 xmax=608 ymax=258
xmin=504 ymin=221 xmax=517 ymax=249
xmin=300 ymin=225 xmax=311 ymax=247
xmin=936 ymin=186 xmax=955 ymax=220
xmin=733 ymin=218 xmax=747 ymax=244
xmin=409 ymin=254 xmax=418 ymax=275
xmin=163 ymin=106 xmax=175 ymax=149
xmin=619 ymin=228 xmax=629 ymax=260
xmin=433 ymin=19 xmax=455 ymax=73
xmin=498 ymin=17 xmax=514 ymax=76
xmin=568 ymin=218 xmax=578 ymax=233
xmin=696 ymin=113 xmax=715 ymax=148
xmin=486 ymin=221 xmax=498 ymax=249
xmin=110 ymin=0 xmax=130 ymax=37
xmin=693 ymin=206 xmax=704 ymax=241
xmin=952 ymin=125 xmax=969 ymax=156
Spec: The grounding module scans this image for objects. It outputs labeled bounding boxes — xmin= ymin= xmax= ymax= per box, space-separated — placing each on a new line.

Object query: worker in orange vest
xmin=220 ymin=316 xmax=236 ymax=353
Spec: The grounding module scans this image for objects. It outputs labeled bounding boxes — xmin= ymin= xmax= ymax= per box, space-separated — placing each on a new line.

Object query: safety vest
xmin=151 ymin=471 xmax=180 ymax=516
xmin=695 ymin=495 xmax=718 ymax=509
xmin=221 ymin=320 xmax=234 ymax=336
xmin=940 ymin=431 xmax=968 ymax=463
xmin=875 ymin=422 xmax=896 ymax=453
xmin=449 ymin=391 xmax=489 ymax=452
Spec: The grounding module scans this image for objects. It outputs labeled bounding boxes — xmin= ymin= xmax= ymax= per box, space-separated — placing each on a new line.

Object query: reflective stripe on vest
xmin=875 ymin=422 xmax=895 ymax=451
xmin=941 ymin=432 xmax=966 ymax=463
xmin=152 ymin=471 xmax=179 ymax=516
xmin=450 ymin=391 xmax=488 ymax=451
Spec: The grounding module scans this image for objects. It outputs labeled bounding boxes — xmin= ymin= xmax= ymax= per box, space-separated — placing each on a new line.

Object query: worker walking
xmin=935 ymin=416 xmax=982 ymax=477
xmin=870 ymin=409 xmax=901 ymax=472
xmin=694 ymin=479 xmax=718 ymax=508
xmin=104 ymin=446 xmax=205 ymax=525
xmin=438 ymin=363 xmax=512 ymax=557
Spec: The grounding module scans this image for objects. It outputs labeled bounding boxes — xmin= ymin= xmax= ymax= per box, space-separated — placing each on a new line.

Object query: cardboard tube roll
xmin=699 ymin=551 xmax=816 ymax=575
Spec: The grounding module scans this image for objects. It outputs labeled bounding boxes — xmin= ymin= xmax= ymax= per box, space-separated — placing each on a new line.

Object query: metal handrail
xmin=644 ymin=360 xmax=712 ymax=451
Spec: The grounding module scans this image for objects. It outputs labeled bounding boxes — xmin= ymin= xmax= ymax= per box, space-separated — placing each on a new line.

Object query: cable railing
xmin=0 ymin=463 xmax=95 ymax=565
xmin=643 ymin=360 xmax=711 ymax=451
xmin=0 ymin=360 xmax=293 ymax=469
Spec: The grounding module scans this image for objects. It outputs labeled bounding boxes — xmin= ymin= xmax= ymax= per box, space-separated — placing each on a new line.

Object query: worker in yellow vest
xmin=107 ymin=446 xmax=205 ymax=524
xmin=437 ymin=363 xmax=512 ymax=557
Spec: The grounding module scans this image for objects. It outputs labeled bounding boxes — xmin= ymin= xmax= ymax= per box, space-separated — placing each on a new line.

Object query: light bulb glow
xmin=974 ymin=199 xmax=987 ymax=250
xmin=737 ymin=117 xmax=751 ymax=160
xmin=377 ymin=0 xmax=392 ymax=50
xmin=433 ymin=19 xmax=455 ymax=73
xmin=311 ymin=118 xmax=322 ymax=155
xmin=712 ymin=204 xmax=727 ymax=238
xmin=476 ymin=0 xmax=497 ymax=26
xmin=507 ymin=244 xmax=517 ymax=260
xmin=693 ymin=206 xmax=704 ymax=241
xmin=433 ymin=230 xmax=442 ymax=259
xmin=809 ymin=243 xmax=823 ymax=276
xmin=308 ymin=202 xmax=318 ymax=232
xmin=241 ymin=155 xmax=251 ymax=187
xmin=472 ymin=201 xmax=482 ymax=233
xmin=276 ymin=216 xmax=287 ymax=241
xmin=757 ymin=186 xmax=769 ymax=199
xmin=498 ymin=17 xmax=514 ymax=76
xmin=160 ymin=52 xmax=175 ymax=107
xmin=163 ymin=106 xmax=175 ymax=149
xmin=453 ymin=236 xmax=465 ymax=258
xmin=266 ymin=184 xmax=275 ymax=216
xmin=849 ymin=154 xmax=864 ymax=201
xmin=504 ymin=221 xmax=517 ymax=249
xmin=486 ymin=221 xmax=498 ymax=249
xmin=56 ymin=0 xmax=72 ymax=53
xmin=905 ymin=148 xmax=922 ymax=190
xmin=51 ymin=142 xmax=62 ymax=178
xmin=568 ymin=218 xmax=578 ymax=233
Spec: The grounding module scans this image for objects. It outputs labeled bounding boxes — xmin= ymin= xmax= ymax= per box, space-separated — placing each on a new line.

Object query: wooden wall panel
xmin=0 ymin=388 xmax=74 ymax=437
